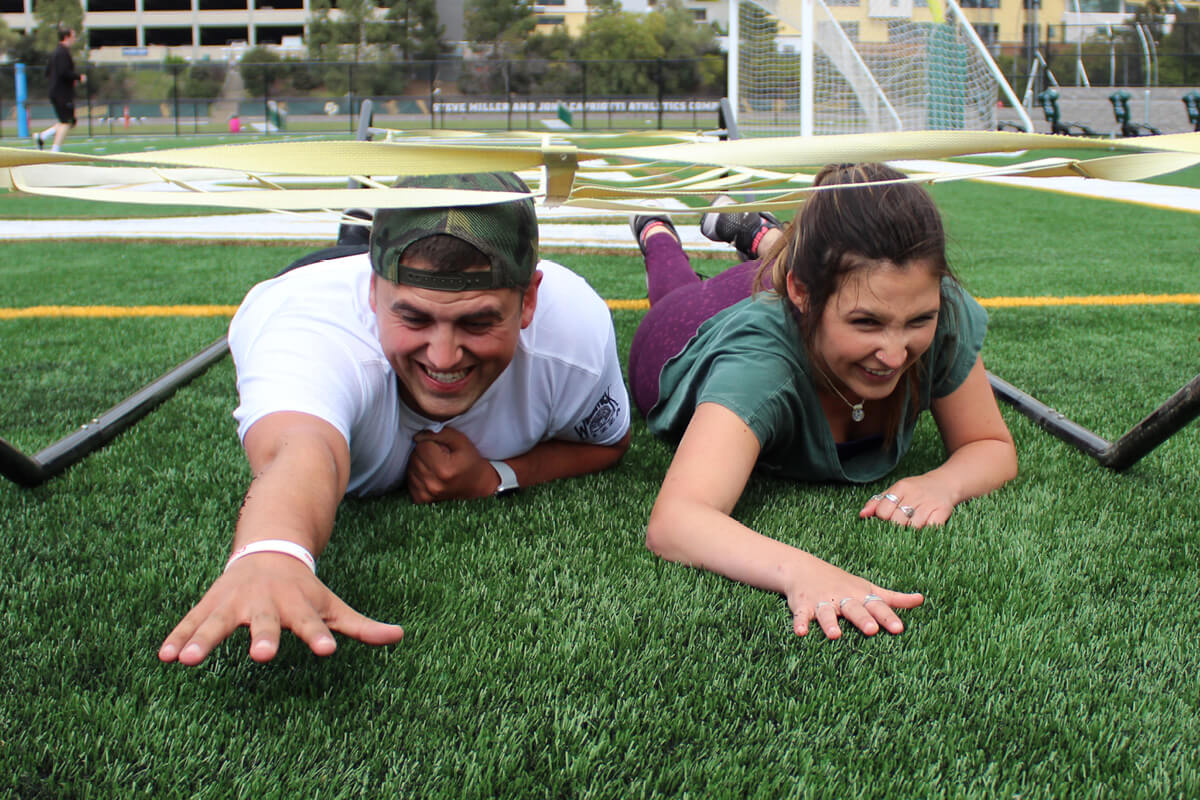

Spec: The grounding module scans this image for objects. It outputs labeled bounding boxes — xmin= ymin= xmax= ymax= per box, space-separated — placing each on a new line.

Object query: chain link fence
xmin=1 ymin=56 xmax=726 ymax=139
xmin=3 ymin=26 xmax=1197 ymax=140
xmin=989 ymin=22 xmax=1200 ymax=94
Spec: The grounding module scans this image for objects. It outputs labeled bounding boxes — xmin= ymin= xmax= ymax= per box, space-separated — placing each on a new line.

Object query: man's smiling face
xmin=369 ymin=260 xmax=541 ymax=421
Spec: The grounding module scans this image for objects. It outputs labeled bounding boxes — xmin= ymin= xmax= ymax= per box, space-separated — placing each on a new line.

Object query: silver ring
xmin=883 ymin=492 xmax=900 ymax=503
xmin=839 ymin=597 xmax=853 ymax=609
xmin=870 ymin=494 xmax=884 ymax=501
xmin=863 ymin=594 xmax=884 ymax=605
xmin=900 ymin=505 xmax=915 ymax=518
xmin=815 ymin=601 xmax=833 ymax=611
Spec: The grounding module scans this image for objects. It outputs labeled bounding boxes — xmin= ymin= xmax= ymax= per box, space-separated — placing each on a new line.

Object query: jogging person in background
xmin=628 ymin=163 xmax=1017 ymax=641
xmin=35 ymin=28 xmax=86 ymax=152
xmin=159 ymin=172 xmax=631 ymax=666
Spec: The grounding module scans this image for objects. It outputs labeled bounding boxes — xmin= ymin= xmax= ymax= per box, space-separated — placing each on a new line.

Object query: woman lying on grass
xmin=628 ymin=162 xmax=1017 ymax=640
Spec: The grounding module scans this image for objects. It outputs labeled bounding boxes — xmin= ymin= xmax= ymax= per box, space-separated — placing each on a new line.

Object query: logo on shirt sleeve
xmin=574 ymin=388 xmax=621 ymax=442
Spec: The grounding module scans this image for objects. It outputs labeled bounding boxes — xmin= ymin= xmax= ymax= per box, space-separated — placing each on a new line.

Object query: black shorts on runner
xmin=51 ymin=95 xmax=76 ymax=126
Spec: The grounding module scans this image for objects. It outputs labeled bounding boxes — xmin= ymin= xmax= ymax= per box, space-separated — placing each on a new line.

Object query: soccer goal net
xmin=730 ymin=0 xmax=1026 ymax=136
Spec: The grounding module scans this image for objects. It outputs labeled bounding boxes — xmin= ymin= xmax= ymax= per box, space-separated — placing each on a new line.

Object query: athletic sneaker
xmin=337 ymin=208 xmax=373 ymax=247
xmin=629 ymin=211 xmax=679 ymax=258
xmin=700 ymin=195 xmax=781 ymax=261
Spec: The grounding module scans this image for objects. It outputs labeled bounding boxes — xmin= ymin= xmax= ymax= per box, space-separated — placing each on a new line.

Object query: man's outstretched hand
xmin=158 ymin=553 xmax=405 ymax=666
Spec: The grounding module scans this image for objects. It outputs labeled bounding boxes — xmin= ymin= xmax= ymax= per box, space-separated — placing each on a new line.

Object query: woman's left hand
xmin=859 ymin=476 xmax=954 ymax=528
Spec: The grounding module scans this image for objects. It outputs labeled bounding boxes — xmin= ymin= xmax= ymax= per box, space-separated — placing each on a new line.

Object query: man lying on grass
xmin=159 ymin=172 xmax=631 ymax=666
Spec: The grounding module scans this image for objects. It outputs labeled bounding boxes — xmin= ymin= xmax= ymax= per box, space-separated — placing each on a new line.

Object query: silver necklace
xmin=812 ymin=363 xmax=865 ymax=422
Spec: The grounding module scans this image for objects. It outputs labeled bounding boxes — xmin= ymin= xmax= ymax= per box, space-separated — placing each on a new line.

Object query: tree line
xmin=1 ymin=0 xmax=725 ymax=102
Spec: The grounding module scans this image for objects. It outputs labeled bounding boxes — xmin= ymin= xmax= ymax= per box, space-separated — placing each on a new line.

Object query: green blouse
xmin=646 ymin=280 xmax=989 ymax=484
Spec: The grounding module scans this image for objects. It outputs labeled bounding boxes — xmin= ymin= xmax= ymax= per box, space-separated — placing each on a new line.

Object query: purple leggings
xmin=628 ymin=232 xmax=765 ymax=416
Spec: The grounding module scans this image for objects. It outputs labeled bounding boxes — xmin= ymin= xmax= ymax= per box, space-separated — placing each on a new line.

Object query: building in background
xmin=0 ymin=0 xmax=1193 ymax=63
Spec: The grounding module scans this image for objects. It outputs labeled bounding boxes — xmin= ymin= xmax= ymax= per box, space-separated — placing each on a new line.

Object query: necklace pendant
xmin=850 ymin=404 xmax=865 ymax=423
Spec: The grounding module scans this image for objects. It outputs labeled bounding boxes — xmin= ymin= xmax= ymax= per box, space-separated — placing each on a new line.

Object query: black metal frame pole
xmin=987 ymin=373 xmax=1108 ymax=458
xmin=428 ymin=61 xmax=438 ymax=129
xmin=988 ymin=371 xmax=1200 ymax=471
xmin=0 ymin=437 xmax=44 ymax=488
xmin=1099 ymin=374 xmax=1200 ymax=471
xmin=0 ymin=338 xmax=230 ymax=488
xmin=348 ymin=60 xmax=356 ymax=136
xmin=656 ymin=58 xmax=664 ymax=129
xmin=505 ymin=61 xmax=512 ymax=132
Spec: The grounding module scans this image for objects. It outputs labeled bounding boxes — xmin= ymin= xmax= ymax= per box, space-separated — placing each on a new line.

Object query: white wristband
xmin=225 ymin=539 xmax=317 ymax=574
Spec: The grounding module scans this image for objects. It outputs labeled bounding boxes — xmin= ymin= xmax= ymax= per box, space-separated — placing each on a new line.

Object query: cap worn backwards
xmin=369 ymin=172 xmax=539 ymax=291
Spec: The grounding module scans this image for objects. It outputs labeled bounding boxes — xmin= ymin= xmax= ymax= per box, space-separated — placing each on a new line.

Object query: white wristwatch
xmin=489 ymin=459 xmax=520 ymax=496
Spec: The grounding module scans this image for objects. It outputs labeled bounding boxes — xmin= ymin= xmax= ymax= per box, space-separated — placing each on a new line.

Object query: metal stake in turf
xmin=0 ymin=338 xmax=230 ymax=488
xmin=988 ymin=372 xmax=1200 ymax=471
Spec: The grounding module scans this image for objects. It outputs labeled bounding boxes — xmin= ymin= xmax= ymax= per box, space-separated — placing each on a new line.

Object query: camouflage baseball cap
xmin=369 ymin=172 xmax=538 ymax=291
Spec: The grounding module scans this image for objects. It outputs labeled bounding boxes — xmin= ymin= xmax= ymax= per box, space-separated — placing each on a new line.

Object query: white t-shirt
xmin=229 ymin=255 xmax=630 ymax=496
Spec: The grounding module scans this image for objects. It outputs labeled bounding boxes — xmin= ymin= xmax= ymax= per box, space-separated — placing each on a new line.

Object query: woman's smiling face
xmin=790 ymin=258 xmax=942 ymax=404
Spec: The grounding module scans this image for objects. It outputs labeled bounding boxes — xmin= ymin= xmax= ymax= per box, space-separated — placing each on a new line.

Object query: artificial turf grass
xmin=982 ymin=303 xmax=1200 ymax=441
xmin=0 ymin=316 xmax=233 ymax=451
xmin=6 ymin=380 xmax=1199 ymax=799
xmin=6 ymin=378 xmax=1198 ymax=800
xmin=0 ymin=240 xmax=314 ymax=308
xmin=7 ymin=477 xmax=1200 ymax=800
xmin=929 ymin=181 xmax=1200 ymax=299
xmin=3 ymin=186 xmax=1200 ymax=797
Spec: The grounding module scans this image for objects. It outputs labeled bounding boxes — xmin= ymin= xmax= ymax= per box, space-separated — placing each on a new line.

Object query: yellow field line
xmin=977 ymin=293 xmax=1200 ymax=308
xmin=0 ymin=304 xmax=240 ymax=319
xmin=609 ymin=299 xmax=651 ymax=311
xmin=1 ymin=293 xmax=1199 ymax=320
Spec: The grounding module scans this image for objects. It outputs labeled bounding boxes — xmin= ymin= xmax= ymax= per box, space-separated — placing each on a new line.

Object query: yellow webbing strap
xmin=1 ymin=130 xmax=1197 ymax=214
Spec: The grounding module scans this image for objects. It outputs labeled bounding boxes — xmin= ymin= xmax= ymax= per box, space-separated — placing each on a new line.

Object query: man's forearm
xmin=234 ymin=457 xmax=338 ymax=557
xmin=501 ymin=430 xmax=631 ymax=489
xmin=234 ymin=412 xmax=352 ymax=557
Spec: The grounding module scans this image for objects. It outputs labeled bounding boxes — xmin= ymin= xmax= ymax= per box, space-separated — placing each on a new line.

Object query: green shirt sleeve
xmin=929 ymin=281 xmax=989 ymax=400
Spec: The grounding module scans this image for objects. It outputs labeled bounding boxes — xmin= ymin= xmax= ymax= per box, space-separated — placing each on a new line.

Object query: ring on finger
xmin=863 ymin=594 xmax=884 ymax=605
xmin=883 ymin=492 xmax=900 ymax=504
xmin=838 ymin=597 xmax=853 ymax=609
xmin=815 ymin=601 xmax=833 ymax=611
xmin=900 ymin=505 xmax=915 ymax=518
xmin=870 ymin=494 xmax=884 ymax=501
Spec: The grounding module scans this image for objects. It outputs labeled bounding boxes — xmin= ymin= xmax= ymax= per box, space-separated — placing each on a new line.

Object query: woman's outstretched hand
xmin=785 ymin=555 xmax=924 ymax=639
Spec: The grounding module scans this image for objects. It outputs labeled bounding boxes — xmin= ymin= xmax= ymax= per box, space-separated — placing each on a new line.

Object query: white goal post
xmin=726 ymin=0 xmax=1031 ymax=136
